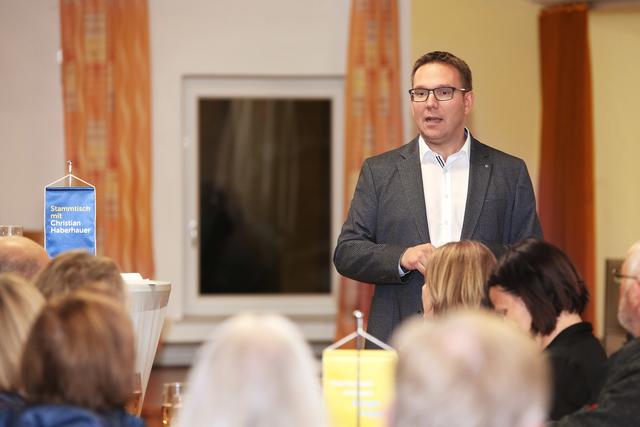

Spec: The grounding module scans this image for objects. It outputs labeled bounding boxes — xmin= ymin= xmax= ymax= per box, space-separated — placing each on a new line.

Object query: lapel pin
xmin=484 ymin=164 xmax=489 ymax=168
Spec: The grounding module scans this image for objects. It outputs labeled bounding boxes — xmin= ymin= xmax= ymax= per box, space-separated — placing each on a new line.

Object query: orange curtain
xmin=60 ymin=0 xmax=154 ymax=277
xmin=335 ymin=0 xmax=403 ymax=342
xmin=539 ymin=3 xmax=595 ymax=325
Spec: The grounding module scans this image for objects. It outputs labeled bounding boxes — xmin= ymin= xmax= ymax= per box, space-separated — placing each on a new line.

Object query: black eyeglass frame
xmin=408 ymin=87 xmax=469 ymax=102
xmin=612 ymin=268 xmax=640 ymax=284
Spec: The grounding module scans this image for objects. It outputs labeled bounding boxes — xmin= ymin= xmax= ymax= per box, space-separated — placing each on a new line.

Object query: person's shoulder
xmin=470 ymin=137 xmax=526 ymax=167
xmin=0 ymin=392 xmax=24 ymax=409
xmin=105 ymin=409 xmax=146 ymax=427
xmin=611 ymin=338 xmax=640 ymax=364
xmin=364 ymin=138 xmax=418 ymax=166
xmin=0 ymin=404 xmax=101 ymax=427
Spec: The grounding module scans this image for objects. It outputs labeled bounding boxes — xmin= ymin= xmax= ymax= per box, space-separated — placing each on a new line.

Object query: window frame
xmin=181 ymin=75 xmax=344 ymax=319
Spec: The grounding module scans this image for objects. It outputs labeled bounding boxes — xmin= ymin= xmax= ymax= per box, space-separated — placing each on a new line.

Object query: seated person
xmin=0 ymin=236 xmax=50 ymax=281
xmin=34 ymin=250 xmax=126 ymax=302
xmin=552 ymin=241 xmax=640 ymax=426
xmin=486 ymin=238 xmax=606 ymax=420
xmin=0 ymin=291 xmax=143 ymax=427
xmin=422 ymin=240 xmax=496 ymax=318
xmin=391 ymin=310 xmax=549 ymax=427
xmin=177 ymin=313 xmax=326 ymax=427
xmin=0 ymin=274 xmax=44 ymax=408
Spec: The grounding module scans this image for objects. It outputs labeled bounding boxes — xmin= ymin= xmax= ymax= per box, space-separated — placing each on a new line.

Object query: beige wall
xmin=411 ymin=0 xmax=541 ymax=182
xmin=591 ymin=7 xmax=640 ymax=331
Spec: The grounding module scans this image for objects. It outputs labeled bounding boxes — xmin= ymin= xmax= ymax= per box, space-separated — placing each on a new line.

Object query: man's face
xmin=410 ymin=62 xmax=473 ymax=149
xmin=489 ymin=286 xmax=533 ymax=335
xmin=617 ymin=259 xmax=639 ymax=334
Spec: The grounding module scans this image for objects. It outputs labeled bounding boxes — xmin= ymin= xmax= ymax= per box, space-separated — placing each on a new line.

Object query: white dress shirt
xmin=418 ymin=130 xmax=470 ymax=248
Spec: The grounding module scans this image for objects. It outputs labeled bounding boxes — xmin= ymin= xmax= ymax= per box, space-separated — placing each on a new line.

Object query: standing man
xmin=334 ymin=51 xmax=542 ymax=344
xmin=552 ymin=241 xmax=640 ymax=425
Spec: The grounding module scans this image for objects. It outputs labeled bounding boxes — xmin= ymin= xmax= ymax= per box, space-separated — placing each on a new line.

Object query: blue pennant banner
xmin=44 ymin=187 xmax=96 ymax=258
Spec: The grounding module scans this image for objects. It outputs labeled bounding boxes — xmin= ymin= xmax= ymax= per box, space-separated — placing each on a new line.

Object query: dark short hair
xmin=486 ymin=238 xmax=589 ymax=335
xmin=411 ymin=51 xmax=473 ymax=90
xmin=21 ymin=291 xmax=135 ymax=411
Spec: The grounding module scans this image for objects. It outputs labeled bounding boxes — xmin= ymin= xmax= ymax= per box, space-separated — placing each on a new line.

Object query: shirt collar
xmin=419 ymin=128 xmax=471 ymax=164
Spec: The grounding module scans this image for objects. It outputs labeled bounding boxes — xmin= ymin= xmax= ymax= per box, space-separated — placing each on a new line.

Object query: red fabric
xmin=539 ymin=3 xmax=595 ymax=326
xmin=60 ymin=0 xmax=154 ymax=277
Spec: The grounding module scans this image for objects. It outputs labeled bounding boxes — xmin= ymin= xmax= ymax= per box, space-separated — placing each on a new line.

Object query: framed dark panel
xmin=198 ymin=98 xmax=331 ymax=295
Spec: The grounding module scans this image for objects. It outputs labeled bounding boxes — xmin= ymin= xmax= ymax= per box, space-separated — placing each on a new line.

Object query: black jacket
xmin=552 ymin=338 xmax=640 ymax=426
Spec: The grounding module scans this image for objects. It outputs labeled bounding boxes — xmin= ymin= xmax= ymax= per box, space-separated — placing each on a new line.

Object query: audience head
xmin=178 ymin=313 xmax=326 ymax=427
xmin=422 ymin=240 xmax=496 ymax=318
xmin=33 ymin=250 xmax=125 ymax=302
xmin=0 ymin=274 xmax=45 ymax=394
xmin=391 ymin=310 xmax=549 ymax=427
xmin=0 ymin=236 xmax=50 ymax=281
xmin=617 ymin=241 xmax=640 ymax=337
xmin=21 ymin=291 xmax=135 ymax=412
xmin=486 ymin=238 xmax=588 ymax=336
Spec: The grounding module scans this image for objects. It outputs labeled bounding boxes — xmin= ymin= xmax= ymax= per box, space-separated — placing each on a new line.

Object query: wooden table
xmin=141 ymin=367 xmax=189 ymax=427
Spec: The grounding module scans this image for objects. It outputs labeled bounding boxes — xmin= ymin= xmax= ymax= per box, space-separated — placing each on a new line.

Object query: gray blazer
xmin=334 ymin=135 xmax=542 ymax=345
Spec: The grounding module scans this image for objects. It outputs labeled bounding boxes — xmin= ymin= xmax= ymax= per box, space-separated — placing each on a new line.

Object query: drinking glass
xmin=0 ymin=225 xmax=23 ymax=236
xmin=125 ymin=372 xmax=143 ymax=416
xmin=162 ymin=382 xmax=184 ymax=427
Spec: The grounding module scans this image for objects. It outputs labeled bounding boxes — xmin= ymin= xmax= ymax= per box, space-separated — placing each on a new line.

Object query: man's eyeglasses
xmin=409 ymin=87 xmax=468 ymax=102
xmin=612 ymin=268 xmax=640 ymax=284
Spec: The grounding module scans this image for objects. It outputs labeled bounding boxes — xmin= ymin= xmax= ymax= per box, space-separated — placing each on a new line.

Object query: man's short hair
xmin=486 ymin=238 xmax=588 ymax=335
xmin=21 ymin=291 xmax=135 ymax=411
xmin=33 ymin=250 xmax=125 ymax=302
xmin=391 ymin=310 xmax=549 ymax=427
xmin=0 ymin=236 xmax=50 ymax=281
xmin=411 ymin=51 xmax=473 ymax=90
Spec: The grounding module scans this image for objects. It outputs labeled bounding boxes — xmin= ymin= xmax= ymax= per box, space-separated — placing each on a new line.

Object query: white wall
xmin=0 ymin=0 xmax=64 ymax=228
xmin=149 ymin=0 xmax=350 ymax=318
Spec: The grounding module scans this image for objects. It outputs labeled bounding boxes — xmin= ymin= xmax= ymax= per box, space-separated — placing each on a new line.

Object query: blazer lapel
xmin=397 ymin=138 xmax=430 ymax=243
xmin=461 ymin=137 xmax=492 ymax=239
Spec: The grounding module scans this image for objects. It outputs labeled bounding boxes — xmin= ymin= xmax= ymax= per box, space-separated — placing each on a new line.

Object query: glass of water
xmin=162 ymin=382 xmax=184 ymax=426
xmin=0 ymin=225 xmax=23 ymax=236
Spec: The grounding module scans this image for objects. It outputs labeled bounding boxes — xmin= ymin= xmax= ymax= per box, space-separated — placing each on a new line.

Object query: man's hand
xmin=400 ymin=243 xmax=435 ymax=275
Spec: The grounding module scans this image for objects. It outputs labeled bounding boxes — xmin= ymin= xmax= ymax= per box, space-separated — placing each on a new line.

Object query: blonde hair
xmin=178 ymin=313 xmax=326 ymax=427
xmin=391 ymin=310 xmax=550 ymax=427
xmin=424 ymin=241 xmax=496 ymax=316
xmin=0 ymin=273 xmax=44 ymax=393
xmin=21 ymin=291 xmax=135 ymax=411
xmin=33 ymin=250 xmax=126 ymax=303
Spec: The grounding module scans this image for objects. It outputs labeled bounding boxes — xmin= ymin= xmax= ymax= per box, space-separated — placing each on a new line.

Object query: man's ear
xmin=464 ymin=90 xmax=474 ymax=115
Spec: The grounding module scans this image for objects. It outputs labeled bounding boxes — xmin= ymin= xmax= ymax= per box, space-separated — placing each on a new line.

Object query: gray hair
xmin=177 ymin=313 xmax=327 ymax=427
xmin=391 ymin=310 xmax=550 ymax=427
